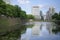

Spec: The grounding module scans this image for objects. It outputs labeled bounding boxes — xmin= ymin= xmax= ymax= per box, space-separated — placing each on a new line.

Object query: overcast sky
xmin=4 ymin=0 xmax=60 ymax=15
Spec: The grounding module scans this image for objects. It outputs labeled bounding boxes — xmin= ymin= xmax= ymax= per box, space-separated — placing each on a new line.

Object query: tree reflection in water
xmin=52 ymin=25 xmax=60 ymax=34
xmin=0 ymin=25 xmax=27 ymax=40
xmin=0 ymin=24 xmax=34 ymax=40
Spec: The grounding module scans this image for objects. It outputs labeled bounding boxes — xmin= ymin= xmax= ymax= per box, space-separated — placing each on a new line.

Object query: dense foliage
xmin=52 ymin=12 xmax=60 ymax=25
xmin=0 ymin=0 xmax=27 ymax=35
xmin=0 ymin=0 xmax=27 ymax=19
xmin=27 ymin=15 xmax=34 ymax=19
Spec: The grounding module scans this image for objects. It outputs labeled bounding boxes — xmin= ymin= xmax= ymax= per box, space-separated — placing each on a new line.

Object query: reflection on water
xmin=0 ymin=25 xmax=27 ymax=40
xmin=20 ymin=22 xmax=60 ymax=40
xmin=2 ymin=22 xmax=60 ymax=40
xmin=52 ymin=24 xmax=60 ymax=34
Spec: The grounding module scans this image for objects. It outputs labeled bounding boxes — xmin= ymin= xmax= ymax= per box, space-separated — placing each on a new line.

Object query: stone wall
xmin=0 ymin=16 xmax=23 ymax=35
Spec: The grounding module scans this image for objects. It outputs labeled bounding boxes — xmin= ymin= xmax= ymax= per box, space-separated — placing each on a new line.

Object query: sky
xmin=4 ymin=0 xmax=60 ymax=15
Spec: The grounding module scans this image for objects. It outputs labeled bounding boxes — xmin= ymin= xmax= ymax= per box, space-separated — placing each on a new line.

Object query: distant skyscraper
xmin=40 ymin=11 xmax=44 ymax=20
xmin=46 ymin=7 xmax=55 ymax=21
xmin=46 ymin=11 xmax=50 ymax=21
xmin=32 ymin=6 xmax=41 ymax=20
xmin=40 ymin=11 xmax=42 ymax=17
xmin=49 ymin=7 xmax=55 ymax=15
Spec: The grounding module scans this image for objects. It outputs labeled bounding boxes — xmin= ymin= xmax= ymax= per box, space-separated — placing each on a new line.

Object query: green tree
xmin=52 ymin=12 xmax=60 ymax=25
xmin=52 ymin=13 xmax=58 ymax=20
xmin=0 ymin=0 xmax=27 ymax=20
xmin=14 ymin=5 xmax=21 ymax=17
xmin=0 ymin=0 xmax=6 ymax=15
xmin=27 ymin=15 xmax=34 ymax=19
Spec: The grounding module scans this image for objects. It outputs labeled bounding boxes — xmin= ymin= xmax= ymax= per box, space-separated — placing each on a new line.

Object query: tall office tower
xmin=32 ymin=6 xmax=41 ymax=20
xmin=40 ymin=11 xmax=44 ymax=20
xmin=46 ymin=11 xmax=50 ymax=21
xmin=49 ymin=7 xmax=55 ymax=16
xmin=40 ymin=11 xmax=42 ymax=17
xmin=46 ymin=7 xmax=55 ymax=21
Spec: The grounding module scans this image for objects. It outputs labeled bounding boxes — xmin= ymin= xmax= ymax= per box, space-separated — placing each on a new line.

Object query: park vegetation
xmin=27 ymin=14 xmax=34 ymax=19
xmin=52 ymin=12 xmax=60 ymax=34
xmin=0 ymin=0 xmax=28 ymax=40
xmin=52 ymin=12 xmax=60 ymax=25
xmin=0 ymin=0 xmax=27 ymax=19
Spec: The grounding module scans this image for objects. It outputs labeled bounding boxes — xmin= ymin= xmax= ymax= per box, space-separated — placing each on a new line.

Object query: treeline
xmin=52 ymin=12 xmax=60 ymax=25
xmin=0 ymin=0 xmax=27 ymax=19
xmin=0 ymin=0 xmax=27 ymax=36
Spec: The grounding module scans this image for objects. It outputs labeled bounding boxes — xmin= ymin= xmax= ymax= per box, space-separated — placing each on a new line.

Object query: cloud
xmin=38 ymin=5 xmax=44 ymax=8
xmin=3 ymin=0 xmax=30 ymax=5
xmin=38 ymin=4 xmax=55 ymax=9
xmin=17 ymin=0 xmax=30 ymax=4
xmin=3 ymin=0 xmax=11 ymax=4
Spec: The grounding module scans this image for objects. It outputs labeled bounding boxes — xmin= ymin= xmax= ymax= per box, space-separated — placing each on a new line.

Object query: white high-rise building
xmin=32 ymin=6 xmax=41 ymax=20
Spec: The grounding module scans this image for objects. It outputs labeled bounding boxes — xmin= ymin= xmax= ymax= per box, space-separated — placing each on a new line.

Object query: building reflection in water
xmin=32 ymin=23 xmax=41 ymax=36
xmin=20 ymin=22 xmax=60 ymax=40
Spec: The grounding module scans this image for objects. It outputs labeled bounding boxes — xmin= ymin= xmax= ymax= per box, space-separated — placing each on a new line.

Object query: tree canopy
xmin=0 ymin=0 xmax=27 ymax=20
xmin=52 ymin=12 xmax=60 ymax=25
xmin=27 ymin=15 xmax=34 ymax=19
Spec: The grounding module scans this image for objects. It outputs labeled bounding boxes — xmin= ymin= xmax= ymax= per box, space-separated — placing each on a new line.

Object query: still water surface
xmin=19 ymin=22 xmax=60 ymax=40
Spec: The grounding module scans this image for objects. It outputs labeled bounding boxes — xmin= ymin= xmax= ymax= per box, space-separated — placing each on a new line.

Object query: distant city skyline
xmin=4 ymin=0 xmax=60 ymax=15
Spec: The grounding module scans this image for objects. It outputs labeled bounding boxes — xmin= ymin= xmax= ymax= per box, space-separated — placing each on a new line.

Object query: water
xmin=19 ymin=22 xmax=60 ymax=40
